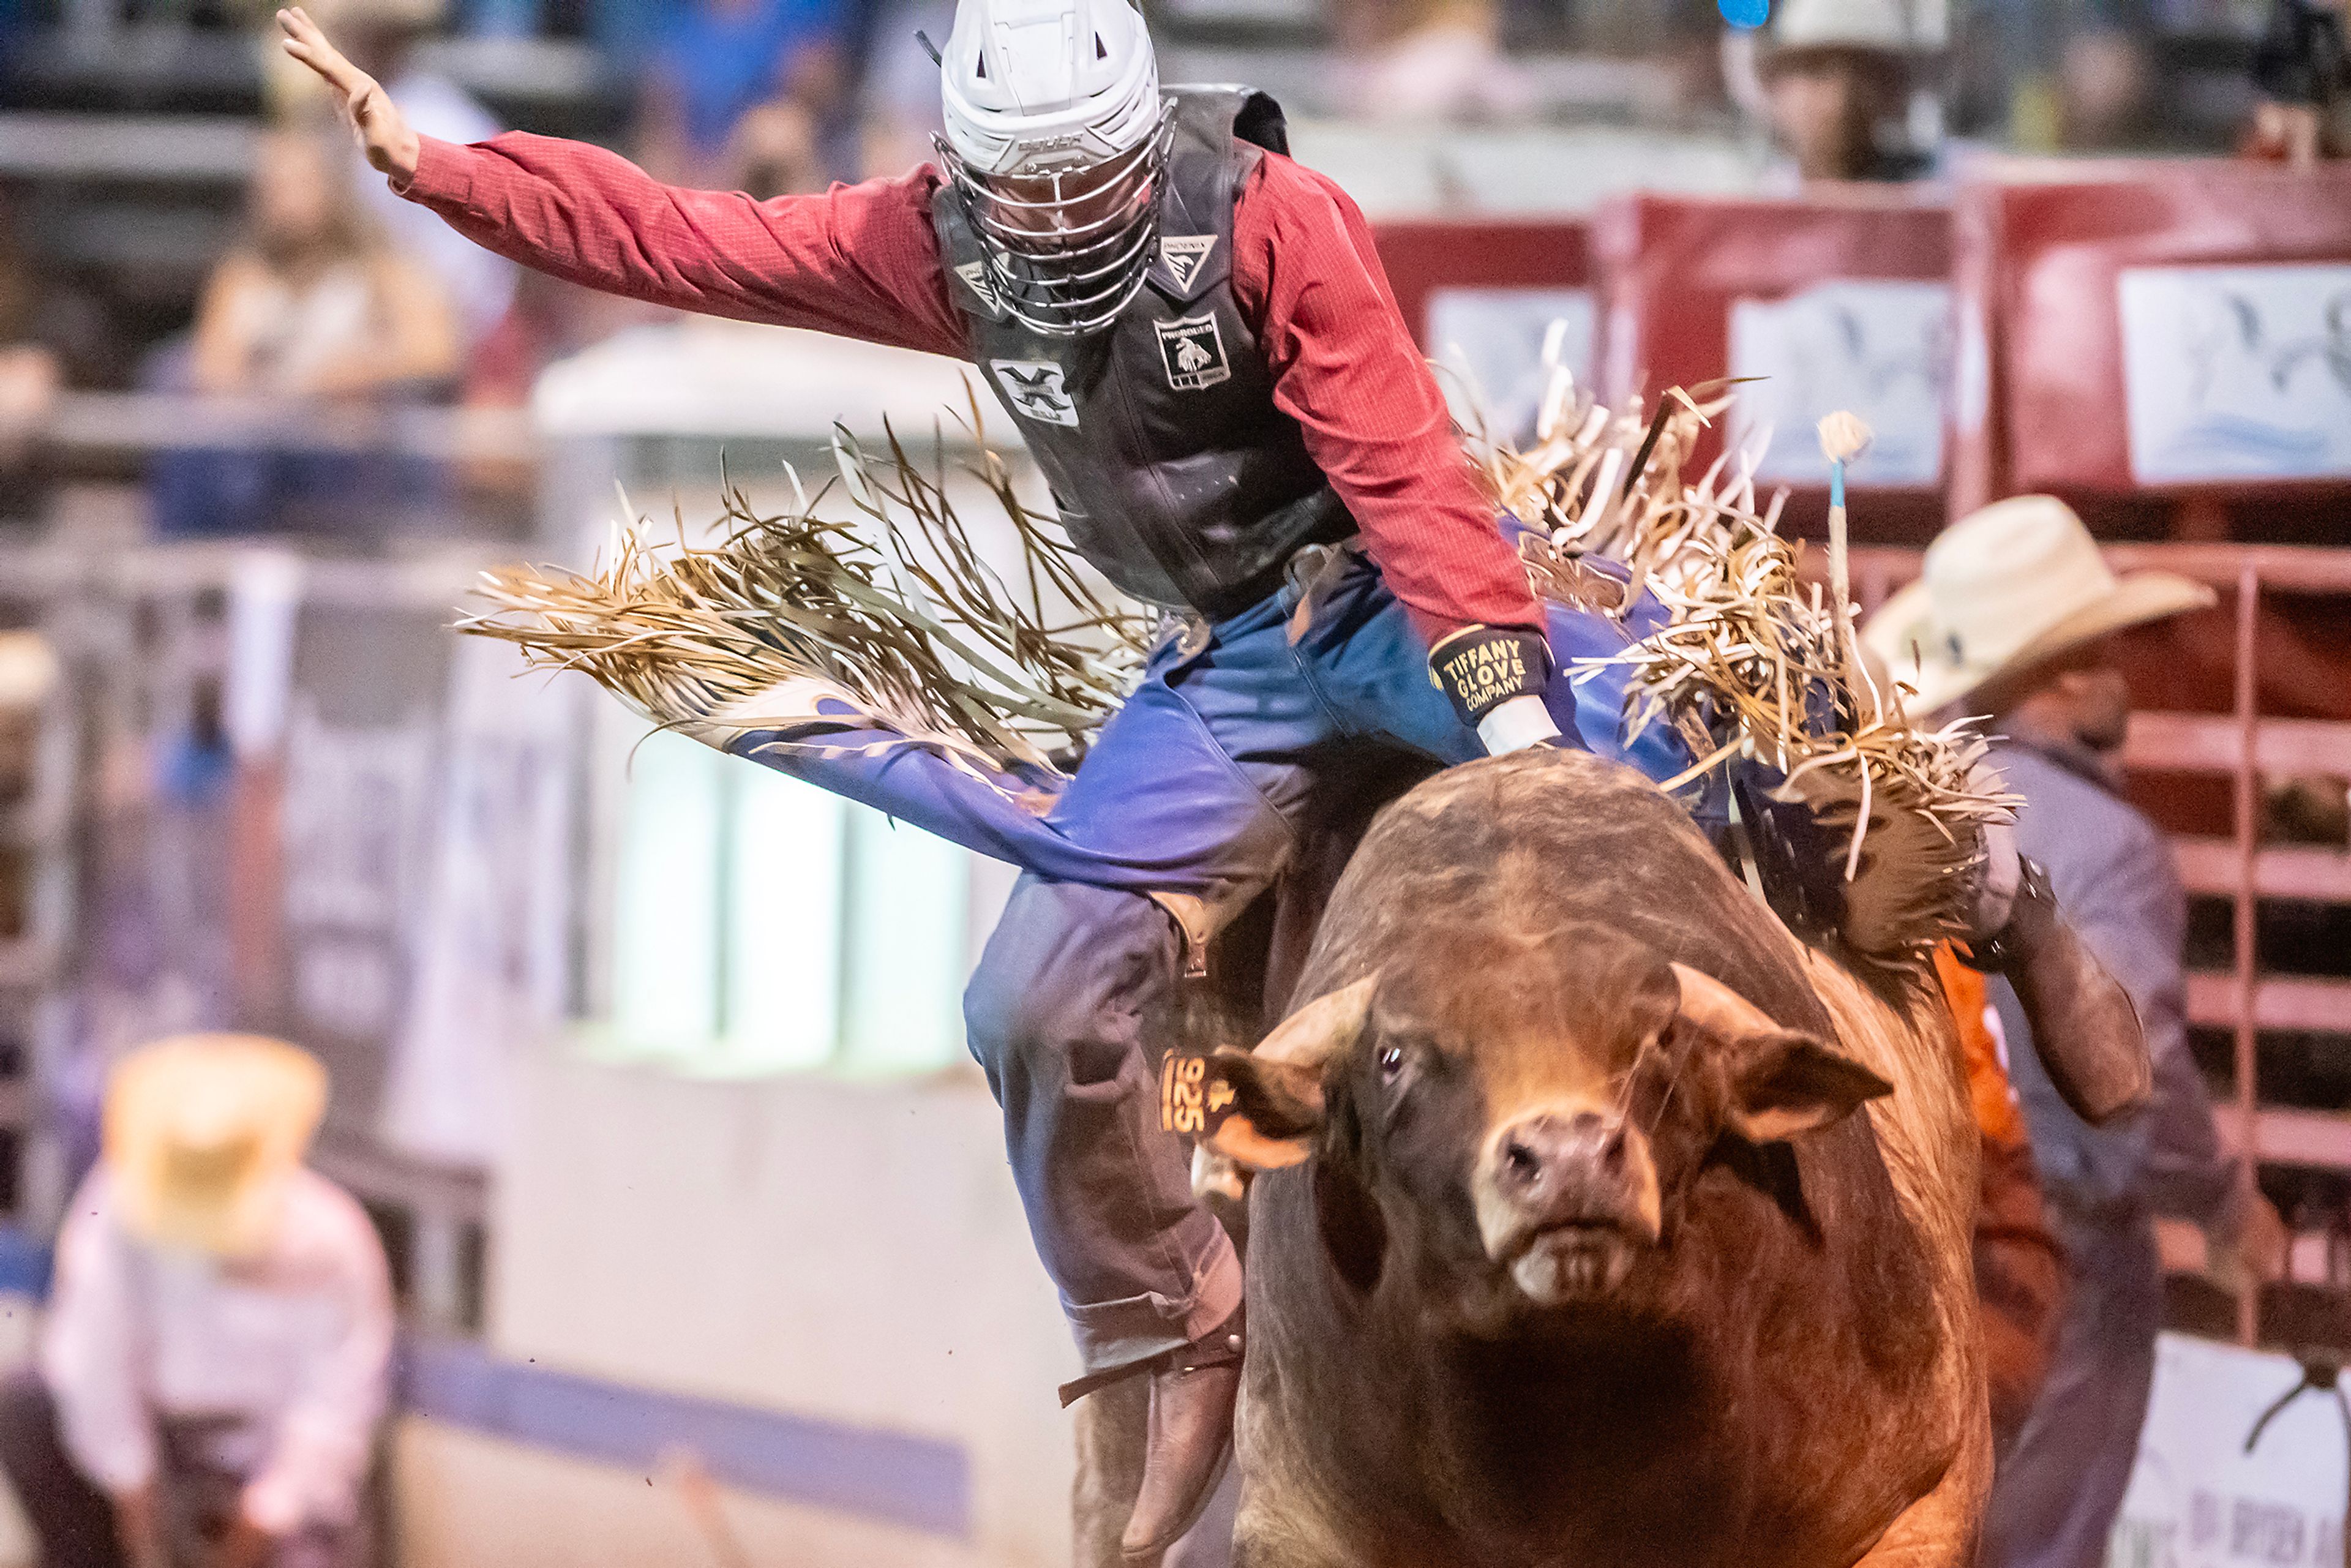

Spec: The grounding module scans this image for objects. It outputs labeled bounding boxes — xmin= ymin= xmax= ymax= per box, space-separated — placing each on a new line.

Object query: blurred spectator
xmin=1965 ymin=0 xmax=2156 ymax=149
xmin=151 ymin=130 xmax=456 ymax=536
xmin=2248 ymin=0 xmax=2348 ymax=162
xmin=0 ymin=343 xmax=57 ymax=509
xmin=0 ymin=1035 xmax=392 ymax=1568
xmin=270 ymin=0 xmax=521 ymax=346
xmin=190 ymin=130 xmax=455 ymax=400
xmin=1862 ymin=497 xmax=2289 ymax=1568
xmin=0 ymin=634 xmax=58 ymax=961
xmin=852 ymin=0 xmax=950 ymax=179
xmin=456 ymin=0 xmax=539 ymax=38
xmin=582 ymin=0 xmax=666 ymax=66
xmin=1339 ymin=0 xmax=1539 ymax=122
xmin=637 ymin=0 xmax=848 ymax=186
xmin=2057 ymin=23 xmax=2154 ymax=146
xmin=1734 ymin=0 xmax=1945 ymax=182
xmin=726 ymin=97 xmax=830 ymax=198
xmin=0 ymin=631 xmax=56 ymax=814
xmin=2 ymin=200 xmax=120 ymax=525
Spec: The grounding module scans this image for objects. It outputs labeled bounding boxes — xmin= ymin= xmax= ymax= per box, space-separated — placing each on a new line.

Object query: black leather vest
xmin=932 ymin=87 xmax=1353 ymax=620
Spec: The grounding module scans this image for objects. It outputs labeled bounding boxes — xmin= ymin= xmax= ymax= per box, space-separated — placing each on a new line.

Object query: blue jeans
xmin=962 ymin=549 xmax=1492 ymax=1376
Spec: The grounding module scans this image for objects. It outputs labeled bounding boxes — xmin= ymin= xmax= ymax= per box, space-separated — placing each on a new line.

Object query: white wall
xmin=399 ymin=1046 xmax=1079 ymax=1568
xmin=393 ymin=1420 xmax=984 ymax=1568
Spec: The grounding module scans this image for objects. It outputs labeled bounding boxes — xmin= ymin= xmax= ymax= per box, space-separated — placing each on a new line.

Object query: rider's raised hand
xmin=276 ymin=7 xmax=421 ymax=184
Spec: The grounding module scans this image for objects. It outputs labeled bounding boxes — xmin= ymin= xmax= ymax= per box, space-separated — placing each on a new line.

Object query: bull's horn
xmin=1669 ymin=962 xmax=1779 ymax=1041
xmin=1257 ymin=973 xmax=1379 ymax=1066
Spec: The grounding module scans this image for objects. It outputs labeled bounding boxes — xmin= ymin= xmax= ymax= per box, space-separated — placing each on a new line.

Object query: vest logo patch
xmin=1155 ymin=315 xmax=1231 ymax=392
xmin=990 ymin=359 xmax=1079 ymax=427
xmin=1158 ymin=234 xmax=1218 ymax=293
xmin=954 ymin=260 xmax=1004 ymax=317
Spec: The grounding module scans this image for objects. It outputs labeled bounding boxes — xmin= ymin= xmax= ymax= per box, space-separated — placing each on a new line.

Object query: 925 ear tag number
xmin=1160 ymin=1052 xmax=1238 ymax=1136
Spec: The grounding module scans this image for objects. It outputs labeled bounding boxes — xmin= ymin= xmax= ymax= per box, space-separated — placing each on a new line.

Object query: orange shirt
xmin=1935 ymin=943 xmax=2029 ymax=1152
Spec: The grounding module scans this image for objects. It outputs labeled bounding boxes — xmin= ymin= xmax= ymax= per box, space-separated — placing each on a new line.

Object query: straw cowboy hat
xmin=103 ymin=1035 xmax=328 ymax=1257
xmin=1861 ymin=495 xmax=2215 ymax=715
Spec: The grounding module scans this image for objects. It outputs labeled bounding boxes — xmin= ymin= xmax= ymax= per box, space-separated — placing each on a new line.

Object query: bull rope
xmin=1464 ymin=359 xmax=2017 ymax=960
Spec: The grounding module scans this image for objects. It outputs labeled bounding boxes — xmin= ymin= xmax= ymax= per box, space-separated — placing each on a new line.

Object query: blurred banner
xmin=1952 ymin=161 xmax=2351 ymax=512
xmin=1593 ymin=189 xmax=1952 ymax=539
xmin=274 ymin=598 xmax=449 ymax=1129
xmin=2117 ymin=264 xmax=2351 ymax=486
xmin=379 ymin=638 xmax=582 ymax=1166
xmin=1374 ymin=219 xmax=1595 ymax=443
xmin=2114 ymin=1333 xmax=2347 ymax=1568
xmin=1727 ymin=279 xmax=1951 ymax=490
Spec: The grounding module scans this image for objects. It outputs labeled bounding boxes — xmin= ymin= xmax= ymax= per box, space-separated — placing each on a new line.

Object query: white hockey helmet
xmin=936 ymin=0 xmax=1169 ymax=336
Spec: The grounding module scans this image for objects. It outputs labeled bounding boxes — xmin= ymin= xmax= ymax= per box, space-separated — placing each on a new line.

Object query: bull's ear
xmin=1194 ymin=975 xmax=1374 ymax=1170
xmin=1667 ymin=962 xmax=1893 ymax=1142
xmin=1726 ymin=1030 xmax=1895 ymax=1145
xmin=1201 ymin=1049 xmax=1326 ymax=1171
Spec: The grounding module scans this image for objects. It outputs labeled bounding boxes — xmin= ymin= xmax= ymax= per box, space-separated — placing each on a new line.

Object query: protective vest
xmin=932 ymin=88 xmax=1353 ymax=620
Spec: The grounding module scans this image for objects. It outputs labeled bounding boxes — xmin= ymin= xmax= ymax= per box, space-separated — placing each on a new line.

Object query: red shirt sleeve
xmin=1229 ymin=152 xmax=1540 ymax=643
xmin=397 ymin=133 xmax=968 ymax=360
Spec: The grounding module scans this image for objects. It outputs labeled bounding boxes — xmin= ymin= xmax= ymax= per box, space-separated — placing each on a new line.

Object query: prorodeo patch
xmin=1159 ymin=234 xmax=1218 ymax=292
xmin=954 ymin=260 xmax=1005 ymax=317
xmin=1155 ymin=315 xmax=1232 ymax=391
xmin=991 ymin=359 xmax=1079 ymax=427
xmin=1160 ymin=1051 xmax=1237 ymax=1136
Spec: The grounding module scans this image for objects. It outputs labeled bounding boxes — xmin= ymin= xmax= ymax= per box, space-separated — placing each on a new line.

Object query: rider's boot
xmin=1120 ymin=1305 xmax=1244 ymax=1562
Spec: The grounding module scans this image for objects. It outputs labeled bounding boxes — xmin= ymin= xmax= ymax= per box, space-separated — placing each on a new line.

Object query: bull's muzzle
xmin=1477 ymin=1108 xmax=1663 ymax=1305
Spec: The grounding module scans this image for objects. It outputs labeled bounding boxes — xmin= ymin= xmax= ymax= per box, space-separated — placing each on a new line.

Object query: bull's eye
xmin=1378 ymin=1045 xmax=1406 ymax=1081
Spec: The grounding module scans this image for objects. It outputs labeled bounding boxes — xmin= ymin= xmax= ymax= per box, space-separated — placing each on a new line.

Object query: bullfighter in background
xmin=0 ymin=1035 xmax=392 ymax=1568
xmin=1866 ymin=498 xmax=2289 ymax=1568
xmin=282 ymin=1 xmax=2147 ymax=1555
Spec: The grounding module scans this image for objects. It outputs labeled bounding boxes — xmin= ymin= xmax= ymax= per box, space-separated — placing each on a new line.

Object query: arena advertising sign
xmin=1425 ymin=286 xmax=1594 ymax=442
xmin=1726 ymin=279 xmax=1952 ymax=490
xmin=276 ymin=602 xmax=446 ymax=1128
xmin=2118 ymin=264 xmax=2351 ymax=486
xmin=379 ymin=636 xmax=580 ymax=1166
xmin=2110 ymin=1333 xmax=2345 ymax=1568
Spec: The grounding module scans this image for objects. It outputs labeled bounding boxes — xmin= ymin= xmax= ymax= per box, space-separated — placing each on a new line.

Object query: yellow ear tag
xmin=1160 ymin=1053 xmax=1205 ymax=1135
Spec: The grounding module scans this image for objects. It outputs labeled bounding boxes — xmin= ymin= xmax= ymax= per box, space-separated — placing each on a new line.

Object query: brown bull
xmin=1152 ymin=747 xmax=1987 ymax=1568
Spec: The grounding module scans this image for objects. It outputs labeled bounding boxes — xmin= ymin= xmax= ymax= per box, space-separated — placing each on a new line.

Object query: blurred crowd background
xmin=0 ymin=0 xmax=2344 ymax=1564
xmin=0 ymin=0 xmax=2340 ymax=518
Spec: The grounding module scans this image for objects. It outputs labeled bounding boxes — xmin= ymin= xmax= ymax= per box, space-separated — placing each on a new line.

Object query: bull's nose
xmin=1494 ymin=1110 xmax=1625 ymax=1204
xmin=1480 ymin=1107 xmax=1663 ymax=1257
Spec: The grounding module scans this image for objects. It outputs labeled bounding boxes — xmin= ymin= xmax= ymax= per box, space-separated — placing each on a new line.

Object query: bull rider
xmin=283 ymin=2 xmax=2148 ymax=1556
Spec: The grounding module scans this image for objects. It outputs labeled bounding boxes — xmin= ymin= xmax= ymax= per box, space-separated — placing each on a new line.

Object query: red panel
xmin=1592 ymin=189 xmax=1953 ymax=541
xmin=1980 ymin=160 xmax=2351 ymax=502
xmin=1370 ymin=219 xmax=1591 ymax=350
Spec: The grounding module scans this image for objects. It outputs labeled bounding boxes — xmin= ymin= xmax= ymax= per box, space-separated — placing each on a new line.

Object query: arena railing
xmin=39 ymin=391 xmax=539 ymax=464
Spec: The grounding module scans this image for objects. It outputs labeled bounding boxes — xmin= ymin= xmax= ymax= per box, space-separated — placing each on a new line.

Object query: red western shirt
xmin=397 ymin=133 xmax=1542 ymax=640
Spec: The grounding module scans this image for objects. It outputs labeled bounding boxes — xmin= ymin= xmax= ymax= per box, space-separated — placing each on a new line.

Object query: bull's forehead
xmin=1375 ymin=933 xmax=1676 ymax=1111
xmin=1470 ymin=1027 xmax=1624 ymax=1117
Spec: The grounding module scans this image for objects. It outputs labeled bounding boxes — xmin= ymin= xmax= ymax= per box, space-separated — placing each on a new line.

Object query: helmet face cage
xmin=938 ymin=108 xmax=1172 ymax=338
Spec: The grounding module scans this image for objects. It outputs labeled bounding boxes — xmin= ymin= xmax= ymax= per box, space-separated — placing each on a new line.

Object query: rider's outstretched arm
xmin=277 ymin=6 xmax=965 ymax=358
